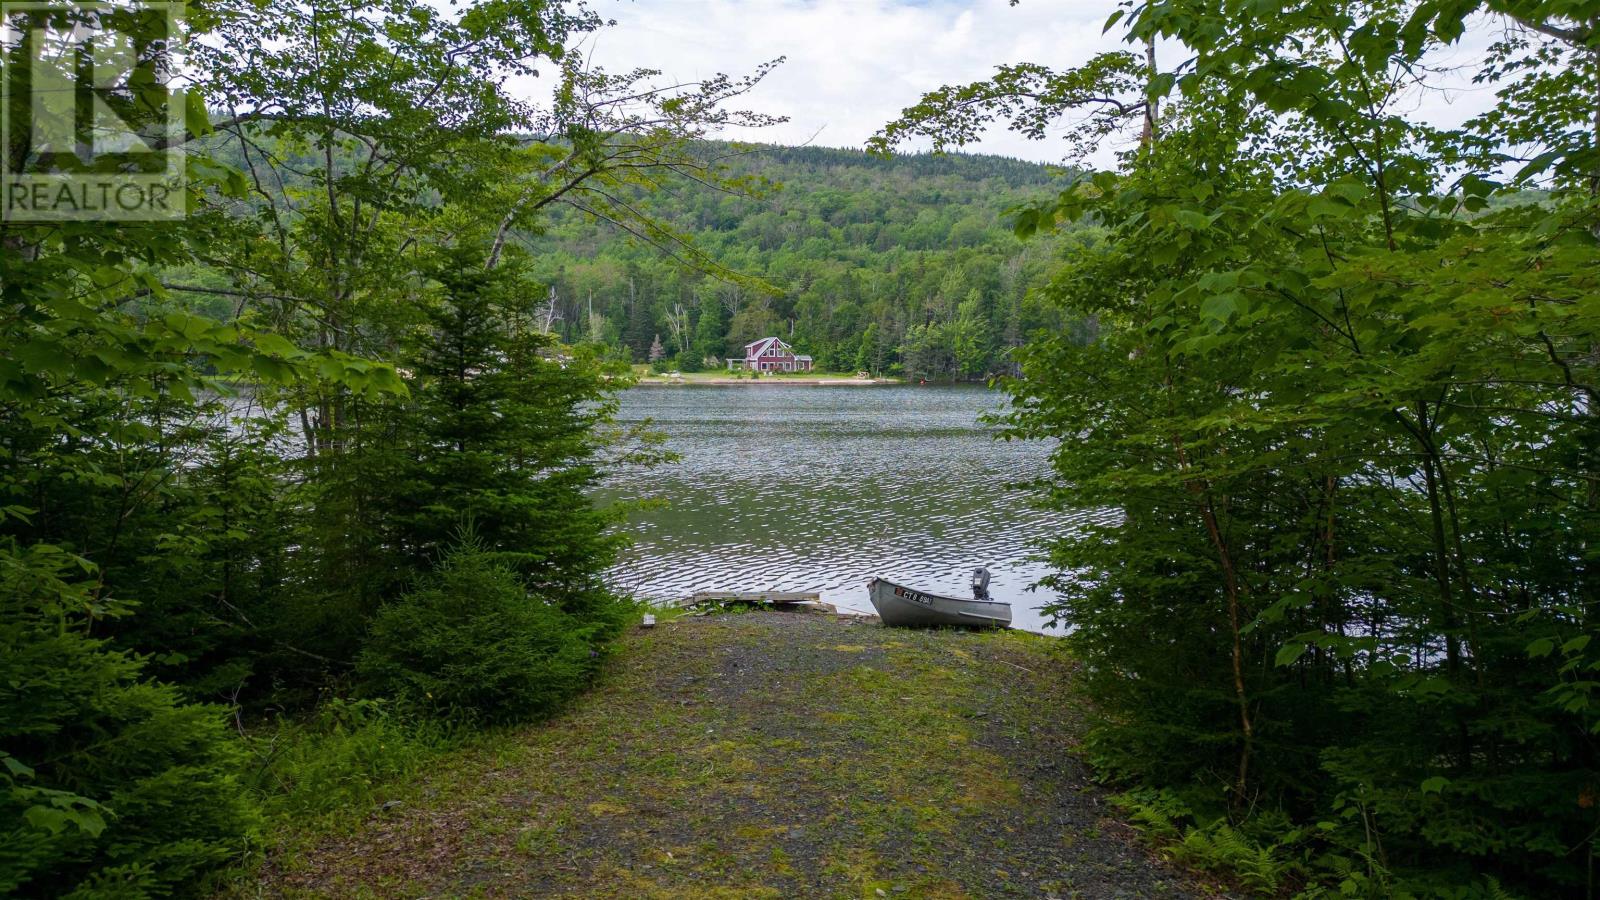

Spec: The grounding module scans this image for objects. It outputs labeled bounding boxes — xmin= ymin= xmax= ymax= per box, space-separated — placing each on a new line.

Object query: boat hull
xmin=867 ymin=578 xmax=1011 ymax=629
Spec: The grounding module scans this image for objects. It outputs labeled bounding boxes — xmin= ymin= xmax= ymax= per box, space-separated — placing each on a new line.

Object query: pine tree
xmin=371 ymin=251 xmax=629 ymax=614
xmin=648 ymin=333 xmax=666 ymax=363
xmin=622 ymin=285 xmax=654 ymax=361
xmin=1 ymin=543 xmax=257 ymax=897
xmin=692 ymin=291 xmax=727 ymax=364
xmin=854 ymin=323 xmax=880 ymax=375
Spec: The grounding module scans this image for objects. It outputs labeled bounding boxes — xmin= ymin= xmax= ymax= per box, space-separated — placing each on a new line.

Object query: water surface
xmin=602 ymin=384 xmax=1104 ymax=632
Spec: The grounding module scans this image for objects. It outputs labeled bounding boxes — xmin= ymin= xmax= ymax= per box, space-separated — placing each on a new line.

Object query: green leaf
xmin=224 ymin=167 xmax=251 ymax=199
xmin=1200 ymin=292 xmax=1242 ymax=323
xmin=1308 ymin=195 xmax=1356 ymax=220
xmin=1275 ymin=643 xmax=1307 ymax=667
xmin=252 ymin=355 xmax=295 ymax=384
xmin=1514 ymin=150 xmax=1562 ymax=183
xmin=1324 ymin=180 xmax=1369 ymax=205
xmin=1527 ymin=637 xmax=1556 ymax=659
xmin=1 ymin=753 xmax=34 ymax=779
xmin=24 ymin=807 xmax=72 ymax=834
xmin=252 ymin=333 xmax=300 ymax=358
xmin=1420 ymin=776 xmax=1449 ymax=794
xmin=24 ymin=799 xmax=106 ymax=837
xmin=184 ymin=91 xmax=213 ymax=138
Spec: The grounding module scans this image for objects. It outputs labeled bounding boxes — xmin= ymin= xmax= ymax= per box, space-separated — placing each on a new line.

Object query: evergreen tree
xmin=1 ymin=543 xmax=257 ymax=898
xmin=622 ymin=288 xmax=654 ymax=361
xmin=374 ymin=252 xmax=631 ymax=616
xmin=356 ymin=543 xmax=606 ymax=725
xmin=692 ymin=291 xmax=728 ymax=364
xmin=853 ymin=323 xmax=880 ymax=374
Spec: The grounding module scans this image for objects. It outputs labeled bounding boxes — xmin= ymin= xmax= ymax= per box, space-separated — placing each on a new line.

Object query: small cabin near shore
xmin=727 ymin=337 xmax=814 ymax=373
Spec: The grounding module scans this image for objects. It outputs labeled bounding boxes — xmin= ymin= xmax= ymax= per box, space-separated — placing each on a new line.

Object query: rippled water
xmin=600 ymin=384 xmax=1104 ymax=632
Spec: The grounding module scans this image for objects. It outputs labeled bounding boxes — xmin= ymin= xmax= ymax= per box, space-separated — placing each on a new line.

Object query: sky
xmin=550 ymin=0 xmax=1510 ymax=169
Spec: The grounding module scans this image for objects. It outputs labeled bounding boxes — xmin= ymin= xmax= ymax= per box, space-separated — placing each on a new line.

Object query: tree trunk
xmin=1141 ymin=37 xmax=1159 ymax=147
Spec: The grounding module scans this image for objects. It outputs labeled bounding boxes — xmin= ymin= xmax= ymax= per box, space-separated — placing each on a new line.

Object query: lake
xmin=601 ymin=384 xmax=1104 ymax=632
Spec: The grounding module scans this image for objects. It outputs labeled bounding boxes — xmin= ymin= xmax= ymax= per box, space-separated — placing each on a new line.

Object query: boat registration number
xmin=893 ymin=586 xmax=933 ymax=606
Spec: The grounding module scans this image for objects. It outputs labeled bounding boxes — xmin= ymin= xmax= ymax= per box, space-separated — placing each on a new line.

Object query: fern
xmin=1478 ymin=875 xmax=1519 ymax=900
xmin=1169 ymin=822 xmax=1297 ymax=893
xmin=1111 ymin=788 xmax=1189 ymax=840
xmin=1114 ymin=789 xmax=1304 ymax=894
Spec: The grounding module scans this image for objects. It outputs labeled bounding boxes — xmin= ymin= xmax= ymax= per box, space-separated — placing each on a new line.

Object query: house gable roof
xmin=743 ymin=337 xmax=790 ymax=358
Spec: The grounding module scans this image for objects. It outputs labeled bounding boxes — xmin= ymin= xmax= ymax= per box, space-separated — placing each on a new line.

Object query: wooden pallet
xmin=688 ymin=591 xmax=821 ymax=606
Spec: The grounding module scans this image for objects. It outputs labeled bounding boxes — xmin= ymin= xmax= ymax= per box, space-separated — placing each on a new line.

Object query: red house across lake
xmin=727 ymin=337 xmax=814 ymax=373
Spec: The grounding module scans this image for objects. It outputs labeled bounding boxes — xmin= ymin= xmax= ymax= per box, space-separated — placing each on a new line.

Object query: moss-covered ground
xmin=248 ymin=611 xmax=1209 ymax=898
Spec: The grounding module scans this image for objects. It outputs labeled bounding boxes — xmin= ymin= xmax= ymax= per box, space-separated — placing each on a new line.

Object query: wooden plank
xmin=690 ymin=591 xmax=820 ymax=605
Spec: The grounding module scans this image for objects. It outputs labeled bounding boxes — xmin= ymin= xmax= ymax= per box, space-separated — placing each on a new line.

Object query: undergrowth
xmin=213 ymin=695 xmax=464 ymax=893
xmin=1112 ymin=789 xmax=1529 ymax=900
xmin=241 ymin=696 xmax=457 ymax=825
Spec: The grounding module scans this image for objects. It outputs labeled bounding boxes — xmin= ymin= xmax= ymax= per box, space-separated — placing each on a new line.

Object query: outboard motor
xmin=971 ymin=567 xmax=992 ymax=602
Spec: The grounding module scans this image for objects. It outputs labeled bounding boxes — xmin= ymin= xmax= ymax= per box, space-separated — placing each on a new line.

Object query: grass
xmin=237 ymin=611 xmax=1205 ymax=898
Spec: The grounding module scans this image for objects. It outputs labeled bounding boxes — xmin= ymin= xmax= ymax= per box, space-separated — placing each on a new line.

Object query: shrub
xmin=356 ymin=547 xmax=610 ymax=725
xmin=0 ymin=541 xmax=258 ymax=898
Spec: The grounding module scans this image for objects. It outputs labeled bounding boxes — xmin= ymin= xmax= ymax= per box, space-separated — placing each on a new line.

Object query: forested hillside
xmin=518 ymin=144 xmax=1083 ymax=377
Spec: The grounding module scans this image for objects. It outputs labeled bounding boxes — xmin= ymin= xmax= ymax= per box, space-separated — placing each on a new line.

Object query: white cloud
xmin=549 ymin=0 xmax=1128 ymax=164
xmin=530 ymin=0 xmax=1508 ymax=168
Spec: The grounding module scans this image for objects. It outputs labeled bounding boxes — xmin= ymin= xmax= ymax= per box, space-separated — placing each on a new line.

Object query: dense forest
xmin=3 ymin=0 xmax=1598 ymax=897
xmin=517 ymin=144 xmax=1080 ymax=377
xmin=878 ymin=2 xmax=1600 ymax=897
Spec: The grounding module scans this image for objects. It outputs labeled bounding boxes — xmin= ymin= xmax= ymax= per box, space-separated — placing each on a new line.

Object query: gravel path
xmin=256 ymin=611 xmax=1213 ymax=898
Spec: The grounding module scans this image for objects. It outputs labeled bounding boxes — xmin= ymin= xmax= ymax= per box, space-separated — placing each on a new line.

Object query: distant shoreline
xmin=631 ymin=374 xmax=903 ymax=387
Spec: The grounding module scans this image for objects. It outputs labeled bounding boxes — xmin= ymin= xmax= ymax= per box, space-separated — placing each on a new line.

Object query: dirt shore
xmin=252 ymin=611 xmax=1212 ymax=898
